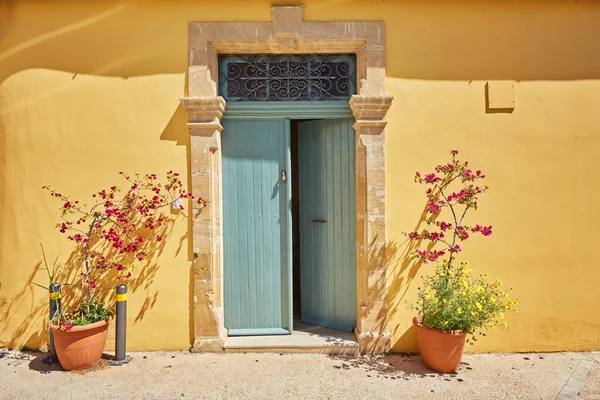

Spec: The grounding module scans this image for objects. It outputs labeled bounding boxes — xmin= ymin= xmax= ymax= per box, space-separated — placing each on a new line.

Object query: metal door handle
xmin=280 ymin=171 xmax=286 ymax=183
xmin=311 ymin=219 xmax=327 ymax=223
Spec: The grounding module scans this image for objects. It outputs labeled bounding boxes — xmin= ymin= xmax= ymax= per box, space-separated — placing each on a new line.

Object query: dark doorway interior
xmin=291 ymin=119 xmax=301 ymax=319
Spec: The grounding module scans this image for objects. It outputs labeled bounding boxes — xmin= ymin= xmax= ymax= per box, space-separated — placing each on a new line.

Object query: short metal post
xmin=109 ymin=284 xmax=131 ymax=365
xmin=48 ymin=283 xmax=61 ymax=359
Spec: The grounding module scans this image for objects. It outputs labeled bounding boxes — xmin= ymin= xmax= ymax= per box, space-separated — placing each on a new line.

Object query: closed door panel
xmin=298 ymin=119 xmax=356 ymax=332
xmin=222 ymin=119 xmax=292 ymax=336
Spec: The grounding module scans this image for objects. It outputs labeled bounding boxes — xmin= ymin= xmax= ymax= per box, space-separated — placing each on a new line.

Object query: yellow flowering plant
xmin=406 ymin=150 xmax=518 ymax=343
xmin=410 ymin=262 xmax=518 ymax=343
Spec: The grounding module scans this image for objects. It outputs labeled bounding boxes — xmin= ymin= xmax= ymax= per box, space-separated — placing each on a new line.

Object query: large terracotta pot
xmin=49 ymin=320 xmax=109 ymax=371
xmin=413 ymin=316 xmax=467 ymax=373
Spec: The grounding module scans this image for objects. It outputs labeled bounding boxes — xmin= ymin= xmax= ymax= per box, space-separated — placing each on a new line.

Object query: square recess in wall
xmin=485 ymin=81 xmax=515 ymax=113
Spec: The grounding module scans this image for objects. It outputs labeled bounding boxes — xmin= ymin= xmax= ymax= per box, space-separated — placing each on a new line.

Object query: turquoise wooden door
xmin=222 ymin=119 xmax=292 ymax=336
xmin=298 ymin=119 xmax=357 ymax=332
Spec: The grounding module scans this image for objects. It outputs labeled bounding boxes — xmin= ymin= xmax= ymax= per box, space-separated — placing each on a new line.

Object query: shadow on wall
xmin=0 ymin=0 xmax=202 ymax=349
xmin=2 ymin=0 xmax=600 ymax=84
xmin=386 ymin=202 xmax=433 ymax=352
xmin=0 ymin=203 xmax=188 ymax=350
xmin=381 ymin=1 xmax=600 ymax=81
xmin=159 ymin=104 xmax=196 ymax=345
xmin=0 ymin=0 xmax=189 ymax=86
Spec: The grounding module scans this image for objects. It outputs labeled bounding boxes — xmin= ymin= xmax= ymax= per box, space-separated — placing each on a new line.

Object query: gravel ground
xmin=0 ymin=349 xmax=597 ymax=400
xmin=580 ymin=354 xmax=600 ymax=400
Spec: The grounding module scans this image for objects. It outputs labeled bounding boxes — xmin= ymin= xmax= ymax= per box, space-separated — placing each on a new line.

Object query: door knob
xmin=280 ymin=170 xmax=286 ymax=183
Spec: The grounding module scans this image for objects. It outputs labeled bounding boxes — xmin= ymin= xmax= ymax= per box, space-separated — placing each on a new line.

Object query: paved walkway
xmin=1 ymin=349 xmax=598 ymax=399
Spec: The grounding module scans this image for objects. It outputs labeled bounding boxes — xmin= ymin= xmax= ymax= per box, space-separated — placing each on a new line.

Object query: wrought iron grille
xmin=218 ymin=54 xmax=356 ymax=102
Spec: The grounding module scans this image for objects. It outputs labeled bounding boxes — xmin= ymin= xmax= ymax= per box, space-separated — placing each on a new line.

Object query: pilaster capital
xmin=180 ymin=96 xmax=227 ymax=136
xmin=350 ymin=95 xmax=394 ymax=135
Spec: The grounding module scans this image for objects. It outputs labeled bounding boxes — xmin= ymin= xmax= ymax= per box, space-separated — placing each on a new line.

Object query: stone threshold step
xmin=224 ymin=344 xmax=359 ymax=355
xmin=224 ymin=331 xmax=359 ymax=355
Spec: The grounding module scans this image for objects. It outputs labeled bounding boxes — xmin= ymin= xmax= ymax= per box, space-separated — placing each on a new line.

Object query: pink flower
xmin=427 ymin=199 xmax=441 ymax=215
xmin=59 ymin=321 xmax=74 ymax=331
xmin=472 ymin=224 xmax=493 ymax=236
xmin=414 ymin=249 xmax=446 ymax=264
xmin=451 ymin=150 xmax=459 ymax=156
xmin=438 ymin=221 xmax=452 ymax=231
xmin=424 ymin=173 xmax=441 ymax=184
xmin=455 ymin=226 xmax=469 ymax=241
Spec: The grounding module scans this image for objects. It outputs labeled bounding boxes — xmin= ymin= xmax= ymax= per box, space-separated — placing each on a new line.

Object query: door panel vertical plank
xmin=285 ymin=119 xmax=293 ymax=333
xmin=299 ymin=131 xmax=307 ymax=321
xmin=325 ymin=121 xmax=335 ymax=325
xmin=231 ymin=141 xmax=241 ymax=329
xmin=272 ymin=122 xmax=281 ymax=328
xmin=268 ymin=122 xmax=276 ymax=328
xmin=340 ymin=120 xmax=351 ymax=325
xmin=346 ymin=120 xmax=357 ymax=324
xmin=310 ymin=125 xmax=317 ymax=321
xmin=256 ymin=138 xmax=264 ymax=329
xmin=241 ymin=146 xmax=250 ymax=328
xmin=333 ymin=120 xmax=343 ymax=327
xmin=247 ymin=122 xmax=257 ymax=328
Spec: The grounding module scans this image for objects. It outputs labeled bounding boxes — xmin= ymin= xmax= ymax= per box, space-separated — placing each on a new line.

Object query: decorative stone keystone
xmin=272 ymin=5 xmax=304 ymax=39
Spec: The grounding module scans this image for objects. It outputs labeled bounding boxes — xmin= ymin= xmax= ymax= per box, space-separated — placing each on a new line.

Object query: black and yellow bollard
xmin=109 ymin=284 xmax=132 ymax=365
xmin=48 ymin=283 xmax=61 ymax=359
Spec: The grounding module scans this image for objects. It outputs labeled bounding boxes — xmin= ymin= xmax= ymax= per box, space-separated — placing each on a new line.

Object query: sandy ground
xmin=580 ymin=353 xmax=600 ymax=400
xmin=0 ymin=350 xmax=598 ymax=400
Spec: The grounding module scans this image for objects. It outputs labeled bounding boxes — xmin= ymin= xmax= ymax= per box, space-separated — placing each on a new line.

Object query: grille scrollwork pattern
xmin=218 ymin=54 xmax=357 ymax=102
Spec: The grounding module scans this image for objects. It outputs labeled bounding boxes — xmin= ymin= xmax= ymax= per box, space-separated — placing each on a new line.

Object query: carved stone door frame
xmin=180 ymin=5 xmax=393 ymax=354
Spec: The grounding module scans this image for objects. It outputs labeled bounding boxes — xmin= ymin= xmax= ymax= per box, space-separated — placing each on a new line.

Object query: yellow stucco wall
xmin=1 ymin=0 xmax=599 ymax=352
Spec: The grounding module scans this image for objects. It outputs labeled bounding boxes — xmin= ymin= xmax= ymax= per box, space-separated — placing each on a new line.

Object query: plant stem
xmin=84 ymin=217 xmax=97 ymax=313
xmin=435 ymin=182 xmax=459 ymax=272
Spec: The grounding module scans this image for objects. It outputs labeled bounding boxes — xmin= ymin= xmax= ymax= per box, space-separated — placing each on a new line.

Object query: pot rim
xmin=49 ymin=319 xmax=109 ymax=333
xmin=413 ymin=315 xmax=469 ymax=336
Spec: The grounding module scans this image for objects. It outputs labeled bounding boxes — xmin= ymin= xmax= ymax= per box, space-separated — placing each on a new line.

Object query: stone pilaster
xmin=180 ymin=96 xmax=227 ymax=352
xmin=350 ymin=95 xmax=393 ymax=354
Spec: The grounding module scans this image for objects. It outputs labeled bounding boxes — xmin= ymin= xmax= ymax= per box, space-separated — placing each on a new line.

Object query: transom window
xmin=218 ymin=54 xmax=356 ymax=102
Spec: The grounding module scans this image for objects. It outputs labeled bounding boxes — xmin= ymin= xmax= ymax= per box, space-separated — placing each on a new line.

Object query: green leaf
xmin=32 ymin=282 xmax=49 ymax=291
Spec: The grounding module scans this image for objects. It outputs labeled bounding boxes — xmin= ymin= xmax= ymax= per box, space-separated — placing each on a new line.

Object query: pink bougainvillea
xmin=408 ymin=150 xmax=492 ymax=266
xmin=43 ymin=171 xmax=206 ymax=302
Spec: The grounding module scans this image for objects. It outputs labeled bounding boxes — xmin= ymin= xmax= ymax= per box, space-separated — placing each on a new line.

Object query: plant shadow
xmin=329 ymin=353 xmax=470 ymax=381
xmin=0 ymin=184 xmax=190 ymax=350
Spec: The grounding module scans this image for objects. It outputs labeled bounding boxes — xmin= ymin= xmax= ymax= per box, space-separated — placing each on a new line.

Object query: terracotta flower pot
xmin=413 ymin=316 xmax=467 ymax=373
xmin=49 ymin=320 xmax=109 ymax=371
